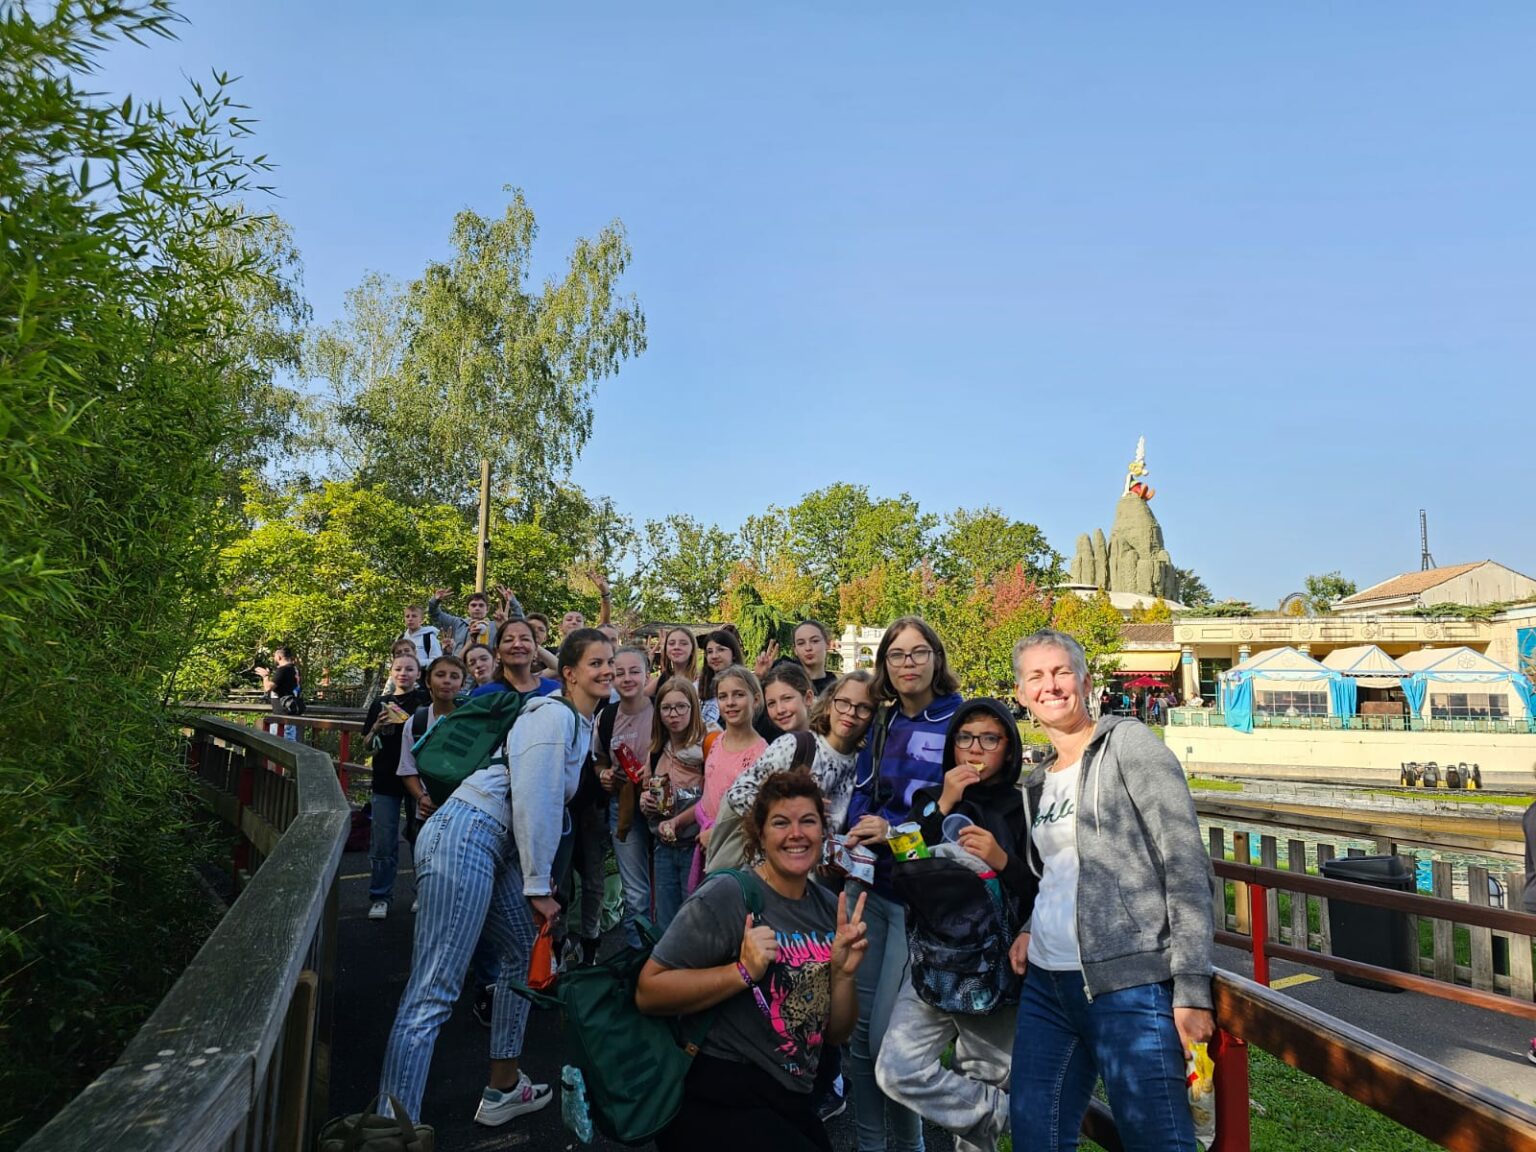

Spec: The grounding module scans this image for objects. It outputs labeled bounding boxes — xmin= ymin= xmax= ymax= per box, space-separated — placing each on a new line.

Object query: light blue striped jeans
xmin=378 ymin=798 xmax=537 ymax=1121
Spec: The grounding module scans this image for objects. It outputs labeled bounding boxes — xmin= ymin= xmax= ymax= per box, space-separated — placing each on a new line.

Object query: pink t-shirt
xmin=698 ymin=735 xmax=768 ymax=829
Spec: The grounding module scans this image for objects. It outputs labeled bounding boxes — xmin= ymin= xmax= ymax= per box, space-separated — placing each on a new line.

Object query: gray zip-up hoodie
xmin=1022 ymin=715 xmax=1214 ymax=1009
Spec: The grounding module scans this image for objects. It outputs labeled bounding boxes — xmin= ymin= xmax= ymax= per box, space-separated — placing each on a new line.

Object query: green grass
xmin=1365 ymin=788 xmax=1532 ymax=808
xmin=1189 ymin=776 xmax=1245 ymax=792
xmin=1063 ymin=1046 xmax=1438 ymax=1151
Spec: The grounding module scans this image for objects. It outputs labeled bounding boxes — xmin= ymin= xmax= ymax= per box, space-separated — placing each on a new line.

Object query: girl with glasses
xmin=841 ymin=615 xmax=964 ymax=1152
xmin=645 ymin=677 xmax=710 ymax=927
xmin=727 ymin=669 xmax=876 ymax=839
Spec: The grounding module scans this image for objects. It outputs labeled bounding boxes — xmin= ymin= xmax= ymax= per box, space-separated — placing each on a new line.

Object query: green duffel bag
xmin=318 ymin=1095 xmax=434 ymax=1152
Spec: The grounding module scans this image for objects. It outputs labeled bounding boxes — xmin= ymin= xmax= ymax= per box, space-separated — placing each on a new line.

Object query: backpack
xmin=508 ymin=869 xmax=763 ymax=1145
xmin=892 ymin=852 xmax=1021 ymax=1016
xmin=317 ymin=1095 xmax=433 ymax=1152
xmin=574 ymin=698 xmax=622 ymax=815
xmin=409 ymin=690 xmax=529 ymax=806
xmin=704 ymin=730 xmax=815 ymax=874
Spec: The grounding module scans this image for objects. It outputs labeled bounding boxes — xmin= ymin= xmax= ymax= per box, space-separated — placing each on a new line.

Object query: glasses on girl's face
xmin=831 ymin=697 xmax=875 ymax=720
xmin=660 ymin=703 xmax=691 ymax=714
xmin=886 ymin=647 xmax=933 ymax=666
xmin=955 ymin=731 xmax=1003 ymax=750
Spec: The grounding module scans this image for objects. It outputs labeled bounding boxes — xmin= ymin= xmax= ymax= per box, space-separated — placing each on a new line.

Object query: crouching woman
xmin=636 ymin=771 xmax=869 ymax=1152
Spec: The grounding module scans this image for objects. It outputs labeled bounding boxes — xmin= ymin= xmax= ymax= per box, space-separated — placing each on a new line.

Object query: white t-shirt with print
xmin=1028 ymin=759 xmax=1082 ymax=971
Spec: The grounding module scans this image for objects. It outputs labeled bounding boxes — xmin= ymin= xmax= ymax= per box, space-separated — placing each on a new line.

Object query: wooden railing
xmin=1207 ymin=824 xmax=1533 ymax=1001
xmin=21 ymin=717 xmax=350 ymax=1152
xmin=181 ymin=702 xmax=366 ymax=794
xmin=1079 ymin=968 xmax=1536 ymax=1152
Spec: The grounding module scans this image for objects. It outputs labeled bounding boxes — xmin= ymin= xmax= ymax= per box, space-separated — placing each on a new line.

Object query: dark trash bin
xmin=1321 ymin=855 xmax=1416 ymax=992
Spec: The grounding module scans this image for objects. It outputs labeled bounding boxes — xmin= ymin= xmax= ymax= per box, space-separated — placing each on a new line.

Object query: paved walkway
xmin=1213 ymin=943 xmax=1536 ymax=1107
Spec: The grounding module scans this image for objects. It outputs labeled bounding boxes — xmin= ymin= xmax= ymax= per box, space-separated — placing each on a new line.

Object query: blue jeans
xmin=1010 ymin=967 xmax=1197 ymax=1152
xmin=368 ymin=793 xmax=413 ymax=905
xmin=379 ymin=799 xmax=538 ymax=1121
xmin=652 ymin=838 xmax=695 ymax=931
xmin=609 ymin=795 xmax=653 ymax=948
xmin=846 ymin=883 xmax=923 ymax=1152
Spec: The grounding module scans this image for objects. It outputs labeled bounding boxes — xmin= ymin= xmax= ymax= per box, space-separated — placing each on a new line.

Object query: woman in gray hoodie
xmin=1008 ymin=629 xmax=1214 ymax=1152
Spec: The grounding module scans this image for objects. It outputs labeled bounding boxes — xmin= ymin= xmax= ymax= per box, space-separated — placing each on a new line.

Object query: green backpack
xmin=410 ymin=689 xmax=529 ymax=806
xmin=508 ymin=869 xmax=763 ymax=1146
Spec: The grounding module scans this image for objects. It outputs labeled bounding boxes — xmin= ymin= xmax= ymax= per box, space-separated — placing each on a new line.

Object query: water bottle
xmin=561 ymin=1065 xmax=594 ymax=1143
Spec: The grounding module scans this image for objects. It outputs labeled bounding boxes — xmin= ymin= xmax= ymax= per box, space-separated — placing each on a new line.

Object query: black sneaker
xmin=472 ymin=984 xmax=494 ymax=1029
xmin=580 ymin=936 xmax=601 ymax=967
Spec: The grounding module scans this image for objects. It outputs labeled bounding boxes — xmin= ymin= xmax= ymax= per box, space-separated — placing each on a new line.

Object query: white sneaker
xmin=473 ymin=1073 xmax=552 ymax=1125
xmin=368 ymin=901 xmax=388 ymax=921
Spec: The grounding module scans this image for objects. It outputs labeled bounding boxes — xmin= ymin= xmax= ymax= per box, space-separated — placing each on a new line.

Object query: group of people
xmin=339 ymin=585 xmax=1215 ymax=1152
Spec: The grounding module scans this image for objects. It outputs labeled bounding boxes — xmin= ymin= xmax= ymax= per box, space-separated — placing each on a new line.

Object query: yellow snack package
xmin=1185 ymin=1041 xmax=1216 ymax=1149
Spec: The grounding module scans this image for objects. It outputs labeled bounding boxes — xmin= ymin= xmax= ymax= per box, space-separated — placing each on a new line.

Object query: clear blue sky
xmin=99 ymin=2 xmax=1536 ymax=605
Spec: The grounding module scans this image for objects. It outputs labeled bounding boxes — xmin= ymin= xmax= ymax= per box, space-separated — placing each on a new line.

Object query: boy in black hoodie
xmin=875 ymin=698 xmax=1037 ymax=1152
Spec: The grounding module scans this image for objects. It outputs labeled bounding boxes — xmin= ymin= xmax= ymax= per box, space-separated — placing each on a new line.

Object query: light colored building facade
xmin=1150 ymin=562 xmax=1536 ymax=785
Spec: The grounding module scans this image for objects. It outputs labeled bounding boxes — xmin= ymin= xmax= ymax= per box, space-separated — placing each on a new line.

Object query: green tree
xmin=178 ymin=480 xmax=480 ymax=693
xmin=739 ymin=508 xmax=791 ymax=572
xmin=1184 ymin=599 xmax=1257 ymax=618
xmin=933 ymin=506 xmax=1060 ymax=585
xmin=1304 ymin=570 xmax=1356 ymax=614
xmin=312 ymin=188 xmax=646 ymax=509
xmin=787 ymin=483 xmax=935 ymax=601
xmin=0 ymin=2 xmax=306 ymax=1137
xmin=1129 ymin=598 xmax=1173 ymax=624
xmin=1174 ymin=566 xmax=1214 ymax=608
xmin=634 ymin=514 xmax=741 ymax=621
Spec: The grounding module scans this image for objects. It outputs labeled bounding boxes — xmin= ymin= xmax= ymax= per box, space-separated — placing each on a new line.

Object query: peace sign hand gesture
xmin=830 ymin=890 xmax=869 ymax=979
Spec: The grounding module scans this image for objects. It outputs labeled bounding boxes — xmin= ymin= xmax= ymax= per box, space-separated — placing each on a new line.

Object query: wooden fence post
xmin=1432 ymin=860 xmax=1455 ymax=984
xmin=1260 ymin=836 xmax=1280 ymax=942
xmin=1503 ymin=870 xmax=1534 ymax=1002
xmin=1467 ymin=865 xmax=1495 ymax=993
xmin=1288 ymin=838 xmax=1310 ymax=951
xmin=1233 ymin=832 xmax=1251 ymax=937
xmin=1209 ymin=827 xmax=1228 ymax=931
xmin=1315 ymin=843 xmax=1336 ymax=956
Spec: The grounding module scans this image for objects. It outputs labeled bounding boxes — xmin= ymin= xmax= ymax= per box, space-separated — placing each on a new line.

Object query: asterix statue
xmin=1123 ymin=436 xmax=1154 ymax=500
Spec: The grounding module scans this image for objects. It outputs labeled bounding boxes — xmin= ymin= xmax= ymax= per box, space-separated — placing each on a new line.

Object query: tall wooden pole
xmin=475 ymin=458 xmax=492 ymax=593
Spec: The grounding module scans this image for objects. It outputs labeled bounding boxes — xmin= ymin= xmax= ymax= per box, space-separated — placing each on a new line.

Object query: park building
xmin=1138 ymin=560 xmax=1536 ymax=786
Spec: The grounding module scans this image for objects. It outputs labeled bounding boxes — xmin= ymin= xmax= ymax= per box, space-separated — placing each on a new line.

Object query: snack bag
xmin=1186 ymin=1041 xmax=1215 ymax=1149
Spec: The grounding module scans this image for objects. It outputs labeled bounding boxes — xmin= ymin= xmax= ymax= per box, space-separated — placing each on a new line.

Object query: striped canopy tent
xmin=1321 ymin=644 xmax=1408 ymax=689
xmin=1394 ymin=646 xmax=1536 ymax=724
xmin=1218 ymin=647 xmax=1347 ymax=733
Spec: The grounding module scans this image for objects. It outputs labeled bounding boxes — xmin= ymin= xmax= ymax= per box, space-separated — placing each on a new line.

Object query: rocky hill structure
xmin=1069 ymin=438 xmax=1179 ymax=601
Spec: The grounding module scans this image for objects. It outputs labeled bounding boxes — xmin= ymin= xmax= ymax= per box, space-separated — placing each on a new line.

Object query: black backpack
xmin=892 ymin=853 xmax=1021 ymax=1016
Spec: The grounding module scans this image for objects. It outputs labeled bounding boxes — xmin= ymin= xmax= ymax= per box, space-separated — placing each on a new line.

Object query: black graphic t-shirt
xmin=652 ymin=872 xmax=836 ymax=1092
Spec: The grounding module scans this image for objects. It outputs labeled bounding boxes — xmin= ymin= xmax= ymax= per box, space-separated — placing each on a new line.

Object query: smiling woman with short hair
xmin=1008 ymin=628 xmax=1214 ymax=1152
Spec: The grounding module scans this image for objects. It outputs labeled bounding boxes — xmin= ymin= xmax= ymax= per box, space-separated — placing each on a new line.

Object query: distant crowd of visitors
xmin=268 ymin=588 xmax=1216 ymax=1151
